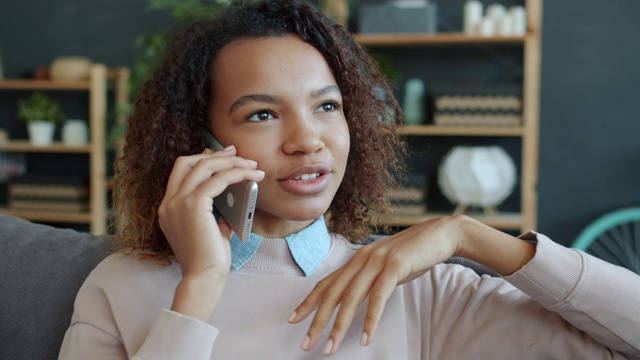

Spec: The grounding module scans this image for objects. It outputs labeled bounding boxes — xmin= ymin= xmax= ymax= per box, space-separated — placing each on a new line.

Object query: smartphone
xmin=201 ymin=129 xmax=258 ymax=243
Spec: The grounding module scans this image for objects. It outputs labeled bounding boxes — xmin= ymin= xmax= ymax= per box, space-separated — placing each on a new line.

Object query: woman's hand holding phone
xmin=158 ymin=145 xmax=264 ymax=323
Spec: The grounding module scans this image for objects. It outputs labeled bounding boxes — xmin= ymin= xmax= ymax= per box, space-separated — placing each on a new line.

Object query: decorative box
xmin=359 ymin=0 xmax=438 ymax=34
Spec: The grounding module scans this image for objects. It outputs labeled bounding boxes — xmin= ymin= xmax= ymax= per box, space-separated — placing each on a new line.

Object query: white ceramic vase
xmin=62 ymin=120 xmax=88 ymax=146
xmin=27 ymin=121 xmax=55 ymax=146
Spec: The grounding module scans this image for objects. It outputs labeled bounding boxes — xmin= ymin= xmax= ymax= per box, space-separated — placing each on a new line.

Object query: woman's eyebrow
xmin=229 ymin=94 xmax=282 ymax=114
xmin=228 ymin=85 xmax=341 ymax=115
xmin=310 ymin=85 xmax=341 ymax=100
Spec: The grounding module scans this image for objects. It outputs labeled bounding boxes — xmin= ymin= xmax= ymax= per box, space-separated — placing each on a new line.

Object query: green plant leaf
xmin=17 ymin=92 xmax=64 ymax=123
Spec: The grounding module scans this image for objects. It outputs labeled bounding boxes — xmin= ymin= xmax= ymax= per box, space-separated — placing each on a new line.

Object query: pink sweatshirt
xmin=59 ymin=232 xmax=640 ymax=359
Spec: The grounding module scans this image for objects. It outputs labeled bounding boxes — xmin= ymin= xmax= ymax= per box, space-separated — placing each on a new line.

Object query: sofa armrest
xmin=0 ymin=215 xmax=112 ymax=360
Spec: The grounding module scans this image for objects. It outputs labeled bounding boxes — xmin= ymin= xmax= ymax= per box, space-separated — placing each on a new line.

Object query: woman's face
xmin=209 ymin=34 xmax=350 ymax=237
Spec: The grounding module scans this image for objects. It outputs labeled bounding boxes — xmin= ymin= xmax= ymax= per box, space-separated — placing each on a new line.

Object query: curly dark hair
xmin=112 ymin=0 xmax=406 ymax=262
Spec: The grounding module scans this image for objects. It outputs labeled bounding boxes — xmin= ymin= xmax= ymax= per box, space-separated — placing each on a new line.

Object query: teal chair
xmin=572 ymin=207 xmax=640 ymax=274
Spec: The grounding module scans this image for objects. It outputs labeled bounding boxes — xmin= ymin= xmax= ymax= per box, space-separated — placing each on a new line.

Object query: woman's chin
xmin=256 ymin=204 xmax=329 ymax=223
xmin=282 ymin=207 xmax=328 ymax=222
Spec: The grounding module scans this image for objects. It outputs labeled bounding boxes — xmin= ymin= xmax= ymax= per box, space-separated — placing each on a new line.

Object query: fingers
xmin=359 ymin=268 xmax=397 ymax=346
xmin=165 ymin=146 xmax=236 ymax=196
xmin=322 ymin=267 xmax=381 ymax=355
xmin=158 ymin=146 xmax=263 ymax=267
xmin=217 ymin=217 xmax=234 ymax=240
xmin=289 ymin=246 xmax=400 ymax=355
xmin=288 ymin=270 xmax=341 ymax=324
xmin=166 ymin=146 xmax=263 ymax=199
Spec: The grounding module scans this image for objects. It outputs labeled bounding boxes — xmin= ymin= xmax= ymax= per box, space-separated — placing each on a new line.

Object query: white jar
xmin=463 ymin=1 xmax=483 ymax=35
xmin=62 ymin=120 xmax=88 ymax=146
xmin=509 ymin=6 xmax=527 ymax=36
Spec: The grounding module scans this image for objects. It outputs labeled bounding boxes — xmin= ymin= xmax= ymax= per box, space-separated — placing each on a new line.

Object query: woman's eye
xmin=315 ymin=101 xmax=340 ymax=113
xmin=247 ymin=110 xmax=274 ymax=122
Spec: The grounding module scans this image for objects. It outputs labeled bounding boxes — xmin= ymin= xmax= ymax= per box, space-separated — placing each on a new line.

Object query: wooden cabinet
xmin=357 ymin=0 xmax=542 ymax=233
xmin=0 ymin=64 xmax=129 ymax=234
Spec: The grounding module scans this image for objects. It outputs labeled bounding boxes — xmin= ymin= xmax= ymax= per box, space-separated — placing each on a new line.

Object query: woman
xmin=60 ymin=1 xmax=640 ymax=359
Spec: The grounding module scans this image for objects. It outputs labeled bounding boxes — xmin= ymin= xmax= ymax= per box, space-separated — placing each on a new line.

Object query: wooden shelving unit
xmin=398 ymin=125 xmax=525 ymax=137
xmin=353 ymin=33 xmax=526 ymax=47
xmin=0 ymin=65 xmax=130 ymax=234
xmin=361 ymin=0 xmax=542 ymax=233
xmin=0 ymin=141 xmax=93 ymax=153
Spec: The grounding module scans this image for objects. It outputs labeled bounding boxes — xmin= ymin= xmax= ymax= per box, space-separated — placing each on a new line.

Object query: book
xmin=7 ymin=173 xmax=89 ymax=213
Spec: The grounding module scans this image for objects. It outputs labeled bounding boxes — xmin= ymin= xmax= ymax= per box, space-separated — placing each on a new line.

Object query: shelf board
xmin=0 ymin=140 xmax=92 ymax=153
xmin=353 ymin=33 xmax=527 ymax=47
xmin=0 ymin=79 xmax=91 ymax=90
xmin=376 ymin=211 xmax=523 ymax=230
xmin=0 ymin=208 xmax=92 ymax=223
xmin=399 ymin=125 xmax=524 ymax=137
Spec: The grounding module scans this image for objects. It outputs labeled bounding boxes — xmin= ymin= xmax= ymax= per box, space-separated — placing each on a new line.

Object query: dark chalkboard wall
xmin=1 ymin=0 xmax=639 ymax=245
xmin=538 ymin=0 xmax=640 ymax=245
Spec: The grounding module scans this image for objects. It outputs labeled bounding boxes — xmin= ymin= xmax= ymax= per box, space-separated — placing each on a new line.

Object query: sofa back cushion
xmin=0 ymin=215 xmax=112 ymax=360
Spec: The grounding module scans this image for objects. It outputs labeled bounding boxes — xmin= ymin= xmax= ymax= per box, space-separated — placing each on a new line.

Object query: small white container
xmin=478 ymin=17 xmax=495 ymax=37
xmin=403 ymin=79 xmax=425 ymax=125
xmin=510 ymin=6 xmax=527 ymax=36
xmin=463 ymin=1 xmax=483 ymax=35
xmin=496 ymin=13 xmax=513 ymax=36
xmin=62 ymin=120 xmax=88 ymax=146
xmin=486 ymin=4 xmax=507 ymax=20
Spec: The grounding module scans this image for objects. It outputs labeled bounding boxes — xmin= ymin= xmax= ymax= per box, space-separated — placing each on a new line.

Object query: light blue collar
xmin=229 ymin=217 xmax=331 ymax=276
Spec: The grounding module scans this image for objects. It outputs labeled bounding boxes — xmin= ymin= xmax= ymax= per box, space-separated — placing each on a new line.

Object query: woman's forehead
xmin=212 ymin=35 xmax=337 ymax=95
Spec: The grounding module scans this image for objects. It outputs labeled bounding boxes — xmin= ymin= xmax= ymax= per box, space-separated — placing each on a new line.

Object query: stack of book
xmin=7 ymin=174 xmax=89 ymax=213
xmin=431 ymin=87 xmax=522 ymax=127
xmin=389 ymin=174 xmax=428 ymax=216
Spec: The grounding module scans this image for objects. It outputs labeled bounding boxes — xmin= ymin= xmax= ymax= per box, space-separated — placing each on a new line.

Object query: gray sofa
xmin=0 ymin=215 xmax=112 ymax=360
xmin=0 ymin=214 xmax=496 ymax=360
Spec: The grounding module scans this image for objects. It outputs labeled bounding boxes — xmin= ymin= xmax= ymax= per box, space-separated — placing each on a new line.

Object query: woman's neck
xmin=250 ymin=210 xmax=317 ymax=238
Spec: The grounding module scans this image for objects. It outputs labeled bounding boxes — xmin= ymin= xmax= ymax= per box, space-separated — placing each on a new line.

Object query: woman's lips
xmin=278 ymin=164 xmax=332 ymax=196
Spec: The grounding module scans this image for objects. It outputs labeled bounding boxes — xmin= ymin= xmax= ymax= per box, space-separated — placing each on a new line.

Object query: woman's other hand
xmin=158 ymin=145 xmax=264 ymax=322
xmin=288 ymin=215 xmax=535 ymax=355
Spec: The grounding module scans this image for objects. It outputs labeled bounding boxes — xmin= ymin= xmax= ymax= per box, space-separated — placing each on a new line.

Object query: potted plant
xmin=17 ymin=92 xmax=64 ymax=146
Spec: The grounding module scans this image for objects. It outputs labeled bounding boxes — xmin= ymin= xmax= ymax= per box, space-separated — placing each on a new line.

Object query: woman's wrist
xmin=172 ymin=269 xmax=228 ymax=323
xmin=453 ymin=215 xmax=536 ymax=276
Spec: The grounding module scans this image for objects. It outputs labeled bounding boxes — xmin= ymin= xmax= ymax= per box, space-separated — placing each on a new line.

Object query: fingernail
xmin=300 ymin=335 xmax=311 ymax=351
xmin=246 ymin=159 xmax=258 ymax=166
xmin=322 ymin=339 xmax=333 ymax=355
xmin=255 ymin=170 xmax=265 ymax=176
xmin=360 ymin=331 xmax=368 ymax=346
xmin=224 ymin=145 xmax=235 ymax=150
xmin=287 ymin=311 xmax=297 ymax=323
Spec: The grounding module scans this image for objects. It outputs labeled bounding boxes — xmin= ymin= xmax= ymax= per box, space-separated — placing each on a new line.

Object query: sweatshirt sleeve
xmin=504 ymin=231 xmax=640 ymax=358
xmin=59 ymin=309 xmax=218 ymax=360
xmin=132 ymin=309 xmax=219 ymax=360
xmin=58 ymin=255 xmax=220 ymax=360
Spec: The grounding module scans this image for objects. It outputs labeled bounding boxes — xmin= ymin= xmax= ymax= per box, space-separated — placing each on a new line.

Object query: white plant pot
xmin=27 ymin=121 xmax=56 ymax=146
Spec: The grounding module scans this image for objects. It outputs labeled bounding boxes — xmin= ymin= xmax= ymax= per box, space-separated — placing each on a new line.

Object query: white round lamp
xmin=438 ymin=146 xmax=516 ymax=215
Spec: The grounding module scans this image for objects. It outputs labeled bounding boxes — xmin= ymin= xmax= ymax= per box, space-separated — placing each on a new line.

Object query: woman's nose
xmin=282 ymin=116 xmax=325 ymax=155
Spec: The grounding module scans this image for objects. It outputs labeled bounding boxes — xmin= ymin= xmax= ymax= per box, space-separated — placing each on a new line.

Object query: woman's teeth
xmin=294 ymin=173 xmax=320 ymax=181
